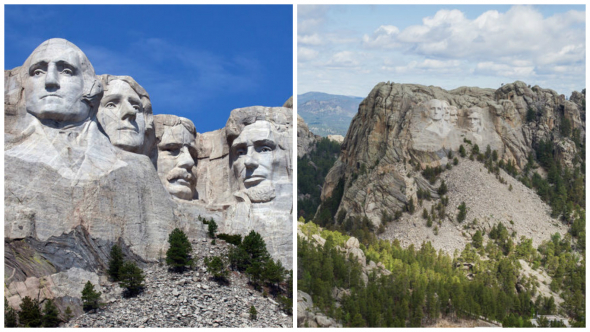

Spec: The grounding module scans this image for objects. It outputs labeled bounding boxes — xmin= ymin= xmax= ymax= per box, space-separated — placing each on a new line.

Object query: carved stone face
xmin=98 ymin=80 xmax=146 ymax=152
xmin=426 ymin=100 xmax=444 ymax=121
xmin=468 ymin=109 xmax=482 ymax=132
xmin=157 ymin=124 xmax=197 ymax=200
xmin=231 ymin=121 xmax=277 ymax=202
xmin=448 ymin=106 xmax=458 ymax=125
xmin=24 ymin=44 xmax=89 ymax=123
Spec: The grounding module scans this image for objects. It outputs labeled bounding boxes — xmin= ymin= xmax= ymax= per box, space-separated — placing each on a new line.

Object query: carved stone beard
xmin=244 ymin=181 xmax=276 ymax=203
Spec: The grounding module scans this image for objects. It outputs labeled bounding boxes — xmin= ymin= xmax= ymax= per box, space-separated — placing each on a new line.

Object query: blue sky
xmin=5 ymin=5 xmax=293 ymax=133
xmin=298 ymin=5 xmax=585 ymax=98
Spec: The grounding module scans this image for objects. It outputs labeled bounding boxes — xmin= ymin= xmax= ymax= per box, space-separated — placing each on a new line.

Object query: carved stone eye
xmin=34 ymin=69 xmax=44 ymax=76
xmin=105 ymin=102 xmax=117 ymax=109
xmin=61 ymin=68 xmax=73 ymax=76
xmin=260 ymin=146 xmax=272 ymax=153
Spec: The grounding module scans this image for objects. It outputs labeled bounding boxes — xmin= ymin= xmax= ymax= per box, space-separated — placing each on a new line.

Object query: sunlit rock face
xmin=223 ymin=106 xmax=293 ymax=269
xmin=97 ymin=75 xmax=155 ymax=157
xmin=5 ymin=39 xmax=293 ymax=313
xmin=5 ymin=38 xmax=183 ymax=315
xmin=318 ymin=81 xmax=585 ymax=228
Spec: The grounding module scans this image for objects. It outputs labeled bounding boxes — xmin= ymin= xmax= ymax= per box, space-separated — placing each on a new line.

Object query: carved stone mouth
xmin=41 ymin=94 xmax=62 ymax=99
xmin=118 ymin=126 xmax=137 ymax=132
xmin=171 ymin=178 xmax=191 ymax=186
xmin=244 ymin=175 xmax=265 ymax=186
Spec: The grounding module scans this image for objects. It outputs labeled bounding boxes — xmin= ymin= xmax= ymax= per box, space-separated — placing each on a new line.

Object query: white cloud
xmin=298 ymin=47 xmax=319 ymax=61
xmin=298 ymin=5 xmax=330 ymax=35
xmin=298 ymin=5 xmax=585 ymax=98
xmin=365 ymin=6 xmax=585 ymax=67
xmin=475 ymin=62 xmax=536 ymax=77
xmin=362 ymin=25 xmax=400 ymax=48
xmin=387 ymin=59 xmax=463 ymax=74
xmin=327 ymin=51 xmax=360 ymax=67
xmin=298 ymin=33 xmax=323 ymax=45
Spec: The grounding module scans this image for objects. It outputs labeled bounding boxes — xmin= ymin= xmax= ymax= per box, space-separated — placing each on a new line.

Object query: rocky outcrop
xmin=319 ymin=81 xmax=584 ymax=228
xmin=297 ymin=114 xmax=319 ymax=157
xmin=327 ymin=135 xmax=344 ymax=144
xmin=297 ymin=291 xmax=342 ymax=328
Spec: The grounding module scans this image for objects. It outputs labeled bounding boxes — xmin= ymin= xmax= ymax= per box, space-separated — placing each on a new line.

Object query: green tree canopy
xmin=108 ymin=244 xmax=124 ymax=281
xmin=166 ymin=228 xmax=193 ymax=272
xmin=119 ymin=261 xmax=145 ymax=297
xmin=81 ymin=281 xmax=101 ymax=312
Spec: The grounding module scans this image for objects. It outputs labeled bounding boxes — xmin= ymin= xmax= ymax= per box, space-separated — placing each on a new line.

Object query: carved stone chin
xmin=244 ymin=182 xmax=276 ymax=203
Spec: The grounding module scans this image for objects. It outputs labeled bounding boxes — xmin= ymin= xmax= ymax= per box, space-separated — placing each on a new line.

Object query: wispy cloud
xmin=298 ymin=5 xmax=585 ymax=97
xmin=80 ymin=37 xmax=263 ymax=114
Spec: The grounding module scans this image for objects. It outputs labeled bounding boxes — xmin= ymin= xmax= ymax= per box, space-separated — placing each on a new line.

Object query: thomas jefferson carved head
xmin=154 ymin=115 xmax=198 ymax=200
xmin=22 ymin=38 xmax=102 ymax=127
xmin=446 ymin=105 xmax=458 ymax=125
xmin=98 ymin=75 xmax=154 ymax=155
xmin=226 ymin=107 xmax=291 ymax=203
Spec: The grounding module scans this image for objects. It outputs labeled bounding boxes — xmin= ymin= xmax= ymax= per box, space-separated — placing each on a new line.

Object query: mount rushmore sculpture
xmin=5 ymin=38 xmax=292 ymax=312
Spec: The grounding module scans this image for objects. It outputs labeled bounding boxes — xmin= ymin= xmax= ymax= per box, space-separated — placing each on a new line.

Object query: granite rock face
xmin=5 ymin=38 xmax=292 ymax=315
xmin=318 ymin=81 xmax=585 ymax=227
xmin=297 ymin=114 xmax=318 ymax=157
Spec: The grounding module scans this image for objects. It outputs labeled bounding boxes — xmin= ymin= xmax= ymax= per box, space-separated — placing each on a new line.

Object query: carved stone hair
xmin=225 ymin=106 xmax=291 ymax=150
xmin=153 ymin=114 xmax=196 ymax=142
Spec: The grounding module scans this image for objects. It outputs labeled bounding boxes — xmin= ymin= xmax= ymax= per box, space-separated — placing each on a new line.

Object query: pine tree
xmin=4 ymin=297 xmax=18 ymax=327
xmin=457 ymin=202 xmax=467 ymax=223
xmin=119 ymin=261 xmax=145 ymax=297
xmin=263 ymin=259 xmax=285 ymax=290
xmin=166 ymin=228 xmax=193 ymax=272
xmin=472 ymin=230 xmax=483 ymax=248
xmin=249 ymin=305 xmax=257 ymax=320
xmin=437 ymin=180 xmax=448 ymax=195
xmin=204 ymin=256 xmax=229 ymax=282
xmin=81 ymin=281 xmax=101 ymax=312
xmin=459 ymin=145 xmax=466 ymax=158
xmin=108 ymin=244 xmax=124 ymax=281
xmin=246 ymin=261 xmax=265 ymax=289
xmin=63 ymin=306 xmax=73 ymax=323
xmin=41 ymin=299 xmax=62 ymax=327
xmin=242 ymin=231 xmax=270 ymax=265
xmin=18 ymin=296 xmax=42 ymax=327
xmin=208 ymin=219 xmax=218 ymax=239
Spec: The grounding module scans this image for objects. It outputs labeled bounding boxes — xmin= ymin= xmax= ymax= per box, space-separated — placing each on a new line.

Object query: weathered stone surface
xmin=297 ymin=114 xmax=318 ymax=157
xmin=297 ymin=290 xmax=342 ymax=328
xmin=327 ymin=134 xmax=344 ymax=143
xmin=319 ymin=81 xmax=584 ymax=227
xmin=4 ymin=38 xmax=292 ymax=319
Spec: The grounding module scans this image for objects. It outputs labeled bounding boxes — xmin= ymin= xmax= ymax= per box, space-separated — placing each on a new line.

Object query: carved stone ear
xmin=86 ymin=78 xmax=103 ymax=100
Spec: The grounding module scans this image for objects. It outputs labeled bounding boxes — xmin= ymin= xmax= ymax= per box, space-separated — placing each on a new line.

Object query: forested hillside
xmin=298 ymin=220 xmax=585 ymax=327
xmin=297 ymin=137 xmax=341 ymax=220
